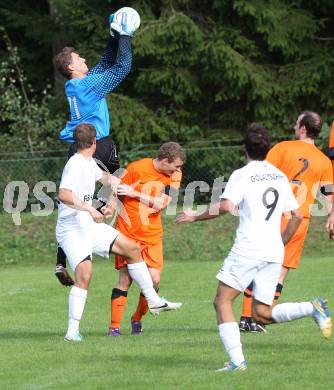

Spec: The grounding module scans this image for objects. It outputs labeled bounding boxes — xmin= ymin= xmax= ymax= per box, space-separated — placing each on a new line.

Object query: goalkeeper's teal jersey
xmin=60 ymin=36 xmax=132 ymax=143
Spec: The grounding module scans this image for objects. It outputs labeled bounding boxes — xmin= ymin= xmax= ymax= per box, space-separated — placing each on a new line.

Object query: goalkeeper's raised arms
xmin=109 ymin=7 xmax=141 ymax=37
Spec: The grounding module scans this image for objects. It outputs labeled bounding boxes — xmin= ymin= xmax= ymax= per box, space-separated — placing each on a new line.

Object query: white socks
xmin=127 ymin=261 xmax=161 ymax=306
xmin=67 ymin=286 xmax=87 ymax=335
xmin=272 ymin=302 xmax=313 ymax=323
xmin=218 ymin=322 xmax=245 ymax=366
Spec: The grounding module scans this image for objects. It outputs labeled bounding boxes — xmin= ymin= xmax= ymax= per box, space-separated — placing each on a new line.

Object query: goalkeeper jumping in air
xmin=53 ymin=7 xmax=140 ymax=285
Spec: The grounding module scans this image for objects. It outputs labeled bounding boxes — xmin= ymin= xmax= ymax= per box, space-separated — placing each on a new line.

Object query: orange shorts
xmin=115 ymin=240 xmax=164 ymax=271
xmin=281 ymin=216 xmax=310 ymax=269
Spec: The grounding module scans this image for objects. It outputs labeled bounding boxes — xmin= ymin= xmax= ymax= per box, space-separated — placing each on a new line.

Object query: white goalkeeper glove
xmin=109 ymin=7 xmax=140 ymax=37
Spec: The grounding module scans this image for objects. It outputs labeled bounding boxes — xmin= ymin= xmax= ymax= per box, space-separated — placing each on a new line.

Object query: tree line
xmin=1 ymin=0 xmax=334 ymax=153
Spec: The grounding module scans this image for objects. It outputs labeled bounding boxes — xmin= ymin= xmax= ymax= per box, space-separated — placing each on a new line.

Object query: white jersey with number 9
xmin=220 ymin=160 xmax=299 ymax=263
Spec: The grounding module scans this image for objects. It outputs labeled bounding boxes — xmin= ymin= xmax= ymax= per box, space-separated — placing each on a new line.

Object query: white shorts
xmin=216 ymin=254 xmax=281 ymax=305
xmin=56 ymin=222 xmax=119 ymax=271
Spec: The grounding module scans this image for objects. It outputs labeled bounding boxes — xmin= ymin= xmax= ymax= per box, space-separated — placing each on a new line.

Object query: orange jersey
xmin=116 ymin=158 xmax=182 ymax=244
xmin=267 ymin=140 xmax=332 ymax=218
xmin=328 ymin=121 xmax=334 ymax=181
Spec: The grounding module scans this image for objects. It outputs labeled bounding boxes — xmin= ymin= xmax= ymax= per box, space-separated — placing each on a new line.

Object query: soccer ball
xmin=113 ymin=7 xmax=141 ymax=36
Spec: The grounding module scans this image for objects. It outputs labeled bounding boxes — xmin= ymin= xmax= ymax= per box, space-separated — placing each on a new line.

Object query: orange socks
xmin=110 ymin=288 xmax=128 ymax=329
xmin=110 ymin=288 xmax=157 ymax=328
xmin=241 ymin=283 xmax=253 ymax=318
xmin=131 ymin=293 xmax=149 ymax=322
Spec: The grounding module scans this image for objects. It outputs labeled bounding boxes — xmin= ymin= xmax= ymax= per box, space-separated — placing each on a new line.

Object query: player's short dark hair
xmin=53 ymin=47 xmax=75 ymax=79
xmin=74 ymin=123 xmax=96 ymax=150
xmin=299 ymin=111 xmax=322 ymax=139
xmin=245 ymin=123 xmax=271 ymax=160
xmin=157 ymin=142 xmax=186 ymax=162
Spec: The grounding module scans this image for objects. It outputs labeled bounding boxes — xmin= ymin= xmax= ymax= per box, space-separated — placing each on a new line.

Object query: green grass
xmin=1 ymin=260 xmax=334 ymax=389
xmin=1 ymin=212 xmax=334 ymax=389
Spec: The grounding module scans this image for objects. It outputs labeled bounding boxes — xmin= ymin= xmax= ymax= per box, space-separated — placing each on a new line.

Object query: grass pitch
xmin=1 ymin=212 xmax=334 ymax=389
xmin=1 ymin=258 xmax=334 ymax=389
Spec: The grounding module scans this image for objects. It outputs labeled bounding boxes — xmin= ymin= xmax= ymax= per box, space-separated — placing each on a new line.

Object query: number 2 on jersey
xmin=291 ymin=158 xmax=308 ymax=185
xmin=262 ymin=187 xmax=279 ymax=221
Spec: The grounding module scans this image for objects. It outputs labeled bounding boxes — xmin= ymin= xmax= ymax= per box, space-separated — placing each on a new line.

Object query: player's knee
xmin=76 ymin=272 xmax=92 ymax=289
xmin=126 ymin=242 xmax=141 ymax=262
xmin=213 ymin=296 xmax=226 ymax=317
xmin=75 ymin=257 xmax=92 ymax=289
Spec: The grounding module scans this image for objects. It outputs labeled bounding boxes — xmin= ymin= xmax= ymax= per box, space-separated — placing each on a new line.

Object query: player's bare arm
xmin=176 ymin=199 xmax=238 ymax=223
xmin=96 ymin=172 xmax=121 ymax=216
xmin=101 ymin=194 xmax=118 ymax=217
xmin=326 ymin=207 xmax=334 ymax=239
xmin=58 ymin=188 xmax=104 ymax=223
xmin=281 ymin=208 xmax=303 ymax=245
xmin=317 ymin=180 xmax=333 ymax=214
xmin=98 ymin=172 xmax=121 ymax=188
xmin=116 ymin=183 xmax=171 ymax=212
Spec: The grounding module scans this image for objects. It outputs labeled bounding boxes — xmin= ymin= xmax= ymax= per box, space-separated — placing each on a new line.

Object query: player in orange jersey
xmin=325 ymin=120 xmax=334 ymax=238
xmin=105 ymin=142 xmax=186 ymax=336
xmin=239 ymin=111 xmax=333 ymax=333
xmin=328 ymin=120 xmax=334 ymax=178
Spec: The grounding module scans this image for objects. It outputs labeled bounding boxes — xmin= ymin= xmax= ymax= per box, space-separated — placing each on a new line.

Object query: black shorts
xmin=68 ymin=136 xmax=120 ymax=174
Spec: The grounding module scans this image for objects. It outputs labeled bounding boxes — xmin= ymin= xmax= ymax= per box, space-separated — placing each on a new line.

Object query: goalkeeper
xmin=53 ymin=8 xmax=139 ymax=286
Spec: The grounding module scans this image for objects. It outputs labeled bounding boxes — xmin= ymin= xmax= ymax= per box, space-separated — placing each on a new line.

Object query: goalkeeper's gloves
xmin=109 ymin=7 xmax=140 ymax=38
xmin=109 ymin=13 xmax=121 ymax=38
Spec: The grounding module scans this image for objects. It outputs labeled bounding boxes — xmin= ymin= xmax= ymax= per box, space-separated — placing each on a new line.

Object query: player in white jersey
xmin=177 ymin=123 xmax=332 ymax=371
xmin=57 ymin=123 xmax=182 ymax=341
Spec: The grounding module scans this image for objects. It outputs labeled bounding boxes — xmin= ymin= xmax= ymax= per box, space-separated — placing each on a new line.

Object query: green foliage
xmin=108 ymin=93 xmax=170 ymax=145
xmin=135 ymin=67 xmax=201 ymax=104
xmin=181 ymin=144 xmax=245 ymax=201
xmin=1 ymin=0 xmax=334 ymax=150
xmin=0 ymin=29 xmax=64 ymax=154
xmin=108 ymin=93 xmax=202 ymax=146
xmin=233 ymin=0 xmax=319 ymax=58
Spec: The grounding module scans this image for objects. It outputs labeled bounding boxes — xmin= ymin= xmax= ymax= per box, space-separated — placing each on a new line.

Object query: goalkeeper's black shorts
xmin=68 ymin=136 xmax=120 ymax=174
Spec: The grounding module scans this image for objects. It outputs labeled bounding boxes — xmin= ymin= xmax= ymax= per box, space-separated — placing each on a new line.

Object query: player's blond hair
xmin=157 ymin=142 xmax=186 ymax=162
